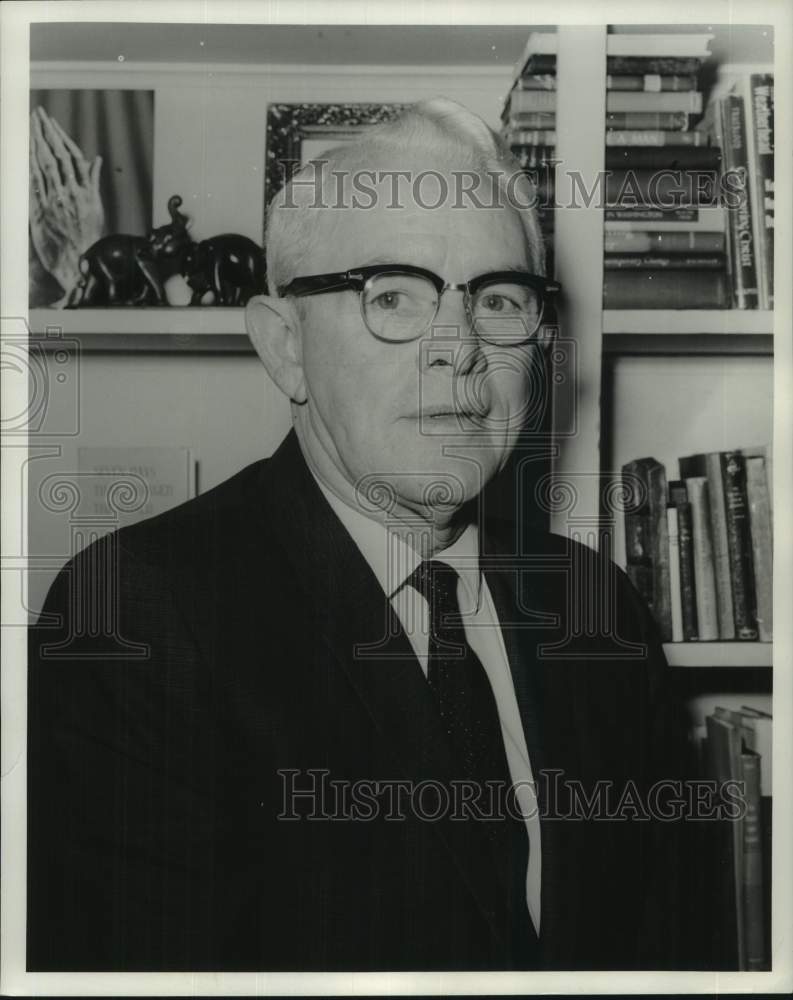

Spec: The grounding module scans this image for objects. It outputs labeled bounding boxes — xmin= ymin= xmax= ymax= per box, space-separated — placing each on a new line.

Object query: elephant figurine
xmin=66 ymin=235 xmax=166 ymax=307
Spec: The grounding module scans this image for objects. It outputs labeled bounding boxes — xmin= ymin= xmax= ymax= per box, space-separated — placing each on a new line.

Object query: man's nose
xmin=427 ymin=288 xmax=485 ymax=376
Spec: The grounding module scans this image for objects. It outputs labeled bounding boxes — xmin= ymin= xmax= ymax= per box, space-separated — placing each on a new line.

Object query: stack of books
xmin=501 ymin=32 xmax=557 ymax=273
xmin=621 ymin=448 xmax=772 ymax=643
xmin=695 ymin=71 xmax=775 ymax=309
xmin=697 ymin=704 xmax=772 ymax=970
xmin=600 ymin=33 xmax=730 ymax=308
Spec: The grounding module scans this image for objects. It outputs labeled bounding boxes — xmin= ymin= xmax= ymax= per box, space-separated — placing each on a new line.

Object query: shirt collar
xmin=312 ymin=472 xmax=482 ymax=612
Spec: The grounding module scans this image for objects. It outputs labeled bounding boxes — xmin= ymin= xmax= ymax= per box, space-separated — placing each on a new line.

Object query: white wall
xmin=26 ymin=62 xmax=514 ymax=615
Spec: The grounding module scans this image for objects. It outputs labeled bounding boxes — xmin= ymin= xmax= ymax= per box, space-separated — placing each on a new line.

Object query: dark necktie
xmin=408 ymin=560 xmax=515 ymax=799
xmin=408 ymin=559 xmax=538 ymax=963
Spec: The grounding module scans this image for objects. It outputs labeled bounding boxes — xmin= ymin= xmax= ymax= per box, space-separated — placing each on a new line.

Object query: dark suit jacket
xmin=28 ymin=430 xmax=702 ymax=972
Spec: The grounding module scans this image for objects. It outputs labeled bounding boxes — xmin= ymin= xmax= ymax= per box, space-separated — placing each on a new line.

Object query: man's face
xmin=294 ymin=169 xmax=541 ymax=518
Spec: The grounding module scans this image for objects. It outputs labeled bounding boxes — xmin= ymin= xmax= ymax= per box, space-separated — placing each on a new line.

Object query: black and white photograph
xmin=1 ymin=0 xmax=791 ymax=995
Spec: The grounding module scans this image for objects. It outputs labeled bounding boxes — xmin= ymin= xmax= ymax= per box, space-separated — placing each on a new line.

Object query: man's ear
xmin=245 ymin=295 xmax=307 ymax=404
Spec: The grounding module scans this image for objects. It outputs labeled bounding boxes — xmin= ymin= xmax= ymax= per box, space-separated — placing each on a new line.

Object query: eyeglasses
xmin=278 ymin=264 xmax=561 ymax=346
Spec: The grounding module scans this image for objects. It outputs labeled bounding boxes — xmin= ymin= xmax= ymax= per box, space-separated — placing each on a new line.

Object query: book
xmin=667 ymin=506 xmax=684 ymax=642
xmin=507 ymin=129 xmax=557 ymax=146
xmin=604 ymin=253 xmax=726 ymax=270
xmin=605 ymin=205 xmax=726 ymax=232
xmin=607 ymin=55 xmax=709 ymax=76
xmin=606 ymin=73 xmax=697 ymax=92
xmin=679 ymin=453 xmax=734 ymax=639
xmin=606 ymin=91 xmax=703 ymax=114
xmin=77 ymin=446 xmax=196 ymax=532
xmin=720 ymin=451 xmax=758 ymax=640
xmin=606 ymin=34 xmax=713 ymax=58
xmin=512 ymin=145 xmax=558 ymax=169
xmin=513 ymin=74 xmax=556 ymax=90
xmin=706 ymin=712 xmax=745 ymax=968
xmin=684 ymin=477 xmax=719 ymax=640
xmin=606 ymin=169 xmax=718 ymax=207
xmin=512 ymin=31 xmax=712 ymax=82
xmin=622 ymin=457 xmax=672 ymax=641
xmin=745 ymin=453 xmax=773 ymax=642
xmin=721 ymin=92 xmax=760 ymax=308
xmin=503 ymin=90 xmax=556 ymax=117
xmin=605 ymin=146 xmax=722 ymax=170
xmin=518 ymin=54 xmax=708 ymax=76
xmin=741 ymin=749 xmax=765 ymax=970
xmin=606 ymin=111 xmax=690 ymax=130
xmin=740 ymin=708 xmax=773 ymax=797
xmin=604 ymin=230 xmax=726 ymax=253
xmin=504 ymin=112 xmax=556 ymax=130
xmin=605 ymin=207 xmax=700 ymax=223
xmin=749 ymin=74 xmax=774 ymax=308
xmin=668 ymin=480 xmax=698 ymax=640
xmin=603 ymin=270 xmax=730 ymax=308
xmin=605 ymin=129 xmax=708 ymax=146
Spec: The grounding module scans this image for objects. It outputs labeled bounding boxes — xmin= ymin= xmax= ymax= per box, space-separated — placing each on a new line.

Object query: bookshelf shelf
xmin=663 ymin=641 xmax=772 ymax=668
xmin=602 ymin=310 xmax=774 ymax=335
xmin=29 ymin=307 xmax=252 ymax=352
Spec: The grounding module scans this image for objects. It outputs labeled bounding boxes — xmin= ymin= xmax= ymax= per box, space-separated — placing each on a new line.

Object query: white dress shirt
xmin=314 ymin=477 xmax=542 ymax=935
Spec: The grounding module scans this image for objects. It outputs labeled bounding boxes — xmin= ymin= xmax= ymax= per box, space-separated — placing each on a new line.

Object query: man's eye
xmin=478 ymin=292 xmax=520 ymax=313
xmin=371 ymin=290 xmax=403 ymax=310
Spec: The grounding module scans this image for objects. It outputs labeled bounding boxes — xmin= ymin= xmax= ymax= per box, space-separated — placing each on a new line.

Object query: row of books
xmin=502 ymin=31 xmax=774 ymax=311
xmin=598 ymin=33 xmax=728 ymax=308
xmin=695 ymin=73 xmax=775 ymax=309
xmin=697 ymin=704 xmax=772 ymax=970
xmin=621 ymin=448 xmax=772 ymax=643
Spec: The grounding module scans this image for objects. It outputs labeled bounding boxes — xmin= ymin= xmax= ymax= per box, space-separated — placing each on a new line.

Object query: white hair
xmin=265 ymin=97 xmax=546 ymax=295
xmin=266 ymin=97 xmax=545 ymax=295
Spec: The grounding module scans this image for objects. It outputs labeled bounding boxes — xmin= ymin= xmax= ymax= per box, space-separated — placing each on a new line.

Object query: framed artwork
xmin=264 ymin=102 xmax=408 ymax=215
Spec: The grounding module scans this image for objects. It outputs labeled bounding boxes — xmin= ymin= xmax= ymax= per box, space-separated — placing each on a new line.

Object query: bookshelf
xmin=526 ymin=24 xmax=775 ymax=972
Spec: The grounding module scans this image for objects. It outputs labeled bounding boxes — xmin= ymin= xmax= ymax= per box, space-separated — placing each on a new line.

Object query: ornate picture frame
xmin=264 ymin=102 xmax=408 ymax=218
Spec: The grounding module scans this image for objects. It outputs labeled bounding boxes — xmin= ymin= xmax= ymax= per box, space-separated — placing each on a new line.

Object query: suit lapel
xmin=257 ymin=432 xmax=516 ymax=953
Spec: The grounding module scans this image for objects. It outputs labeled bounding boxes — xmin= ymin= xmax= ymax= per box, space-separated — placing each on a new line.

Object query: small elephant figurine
xmin=66 ymin=235 xmax=166 ymax=307
xmin=148 ymin=195 xmax=195 ymax=280
xmin=184 ymin=234 xmax=265 ymax=306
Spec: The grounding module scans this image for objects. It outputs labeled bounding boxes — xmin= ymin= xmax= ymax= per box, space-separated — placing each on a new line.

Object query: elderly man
xmin=28 ymin=99 xmax=697 ymax=972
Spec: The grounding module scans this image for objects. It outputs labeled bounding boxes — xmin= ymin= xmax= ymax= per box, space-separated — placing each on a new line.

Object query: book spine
xmin=507 ymin=129 xmax=557 ymax=146
xmin=649 ymin=462 xmax=672 ymax=642
xmin=513 ymin=145 xmax=557 ymax=169
xmin=684 ymin=477 xmax=719 ymax=639
xmin=667 ymin=507 xmax=684 ymax=642
xmin=604 ymin=253 xmax=725 ymax=270
xmin=606 ymin=73 xmax=697 ymax=92
xmin=506 ymin=112 xmax=556 ymax=129
xmin=721 ymin=93 xmax=759 ymax=308
xmin=741 ymin=752 xmax=766 ymax=970
xmin=606 ymin=169 xmax=717 ymax=207
xmin=669 ymin=483 xmax=699 ymax=640
xmin=721 ymin=451 xmax=758 ymax=639
xmin=745 ymin=455 xmax=772 ymax=642
xmin=603 ymin=231 xmax=726 ymax=253
xmin=622 ymin=461 xmax=654 ymax=618
xmin=507 ymin=90 xmax=557 ymax=114
xmin=606 ymin=91 xmax=703 ymax=114
xmin=604 ymin=129 xmax=707 ymax=146
xmin=602 ymin=270 xmax=729 ymax=308
xmin=685 ymin=452 xmax=734 ymax=640
xmin=750 ymin=74 xmax=774 ymax=309
xmin=519 ymin=54 xmax=557 ymax=75
xmin=605 ymin=207 xmax=699 ymax=222
xmin=513 ymin=74 xmax=556 ymax=90
xmin=607 ymin=56 xmax=704 ymax=75
xmin=606 ymin=111 xmax=688 ymax=130
xmin=605 ymin=146 xmax=722 ymax=170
